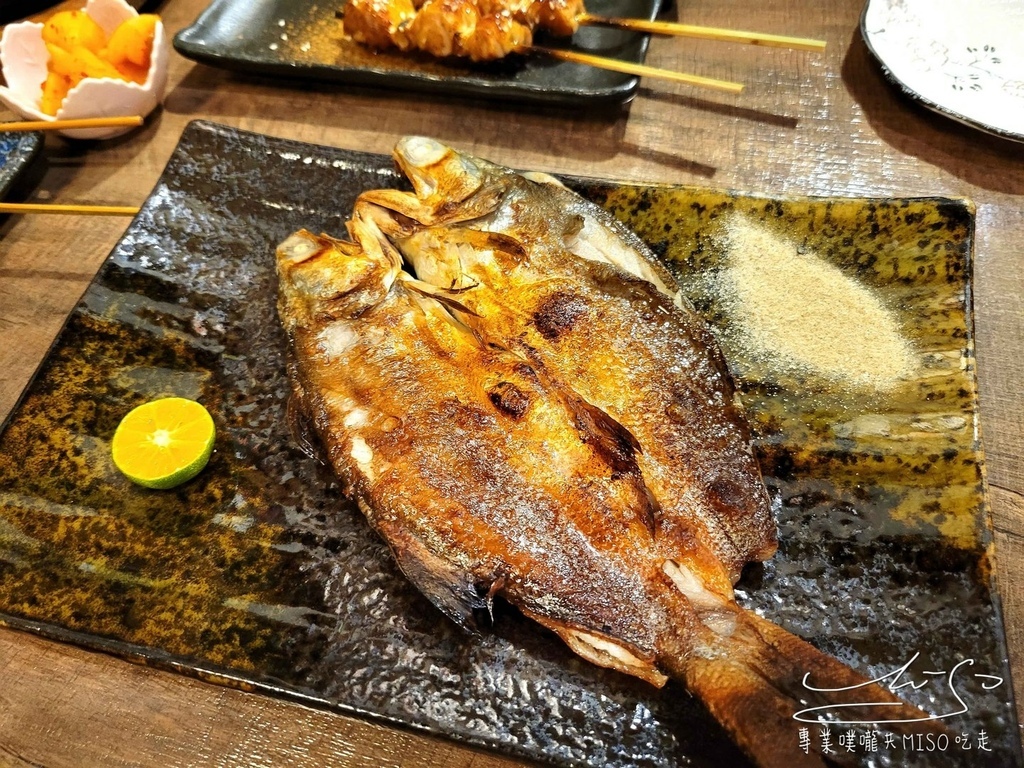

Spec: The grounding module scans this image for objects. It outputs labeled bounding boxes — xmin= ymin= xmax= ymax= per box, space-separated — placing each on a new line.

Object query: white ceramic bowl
xmin=0 ymin=0 xmax=169 ymax=139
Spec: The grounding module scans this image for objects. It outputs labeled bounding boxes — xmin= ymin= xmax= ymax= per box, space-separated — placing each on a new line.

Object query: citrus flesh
xmin=111 ymin=397 xmax=215 ymax=489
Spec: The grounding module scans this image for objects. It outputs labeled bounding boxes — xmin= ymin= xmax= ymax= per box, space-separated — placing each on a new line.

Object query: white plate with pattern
xmin=860 ymin=0 xmax=1024 ymax=143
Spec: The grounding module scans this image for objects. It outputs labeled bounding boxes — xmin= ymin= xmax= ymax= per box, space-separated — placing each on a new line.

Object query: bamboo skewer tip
xmin=577 ymin=13 xmax=827 ymax=52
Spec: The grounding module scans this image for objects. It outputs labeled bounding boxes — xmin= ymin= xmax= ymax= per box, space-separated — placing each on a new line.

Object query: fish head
xmin=394 ymin=136 xmax=485 ymax=205
xmin=393 ymin=137 xmax=514 ymax=225
xmin=391 ymin=137 xmax=530 ymax=294
xmin=276 ymin=220 xmax=401 ymax=331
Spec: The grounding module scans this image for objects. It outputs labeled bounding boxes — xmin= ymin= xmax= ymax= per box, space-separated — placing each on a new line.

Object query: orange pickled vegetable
xmin=103 ymin=14 xmax=158 ymax=69
xmin=39 ymin=71 xmax=72 ymax=116
xmin=42 ymin=10 xmax=107 ymax=54
xmin=46 ymin=42 xmax=122 ymax=84
xmin=38 ymin=9 xmax=159 ymax=115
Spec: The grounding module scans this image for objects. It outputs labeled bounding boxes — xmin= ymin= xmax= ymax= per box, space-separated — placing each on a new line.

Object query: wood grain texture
xmin=1 ymin=0 xmax=1023 ymax=765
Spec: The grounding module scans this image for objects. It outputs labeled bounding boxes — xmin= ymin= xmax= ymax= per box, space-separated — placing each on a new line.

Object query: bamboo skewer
xmin=335 ymin=4 xmax=820 ymax=88
xmin=577 ymin=14 xmax=827 ymax=52
xmin=521 ymin=46 xmax=744 ymax=93
xmin=0 ymin=203 xmax=141 ymax=216
xmin=0 ymin=116 xmax=144 ymax=133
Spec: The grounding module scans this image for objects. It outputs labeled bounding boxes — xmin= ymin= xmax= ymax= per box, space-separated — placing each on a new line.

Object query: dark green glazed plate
xmin=0 ymin=120 xmax=1019 ymax=767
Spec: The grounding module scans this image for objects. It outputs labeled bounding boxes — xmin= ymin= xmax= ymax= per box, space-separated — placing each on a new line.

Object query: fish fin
xmin=521 ymin=170 xmax=567 ymax=189
xmin=639 ymin=481 xmax=662 ymax=537
xmin=527 ymin=182 xmax=683 ymax=302
xmin=347 ymin=204 xmax=405 ymax=284
xmin=359 ymin=186 xmax=507 ymax=229
xmin=565 ymin=395 xmax=659 ymax=534
xmin=397 ymin=279 xmax=491 ymax=355
xmin=357 ymin=189 xmax=438 ymax=226
xmin=569 ymin=396 xmax=643 ymax=469
xmin=523 ymin=610 xmax=669 ymax=688
xmin=400 ymin=275 xmax=483 ymax=318
xmin=667 ymin=610 xmax=945 ymax=768
xmin=374 ymin=517 xmax=487 ymax=633
xmin=484 ymin=575 xmax=506 ymax=624
xmin=438 ymin=227 xmax=529 ymax=271
xmin=285 ymin=387 xmax=327 ymax=465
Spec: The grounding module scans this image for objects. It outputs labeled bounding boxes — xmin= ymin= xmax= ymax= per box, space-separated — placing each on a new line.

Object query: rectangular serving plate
xmin=0 ymin=120 xmax=1019 ymax=767
xmin=173 ymin=0 xmax=660 ymax=107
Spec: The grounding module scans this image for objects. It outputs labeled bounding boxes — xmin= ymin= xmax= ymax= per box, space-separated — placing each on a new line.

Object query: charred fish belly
xmin=276 ymin=140 xmax=936 ymax=768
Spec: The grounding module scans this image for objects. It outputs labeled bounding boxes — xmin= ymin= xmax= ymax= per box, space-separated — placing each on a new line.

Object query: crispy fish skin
xmin=359 ymin=137 xmax=777 ymax=583
xmin=276 ymin=215 xmax=726 ymax=687
xmin=278 ymin=191 xmax=939 ymax=768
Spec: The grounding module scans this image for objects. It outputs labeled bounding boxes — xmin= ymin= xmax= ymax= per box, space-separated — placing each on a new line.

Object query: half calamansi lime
xmin=111 ymin=397 xmax=216 ymax=489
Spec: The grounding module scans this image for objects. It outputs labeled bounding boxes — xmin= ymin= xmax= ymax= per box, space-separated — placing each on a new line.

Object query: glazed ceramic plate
xmin=173 ymin=0 xmax=659 ymax=106
xmin=861 ymin=0 xmax=1024 ymax=142
xmin=0 ymin=121 xmax=1020 ymax=767
xmin=0 ymin=129 xmax=43 ymax=199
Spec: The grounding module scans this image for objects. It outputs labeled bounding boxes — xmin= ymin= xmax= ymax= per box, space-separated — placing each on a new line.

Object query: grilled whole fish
xmin=361 ymin=138 xmax=776 ymax=584
xmin=276 ymin=149 xmax=937 ymax=768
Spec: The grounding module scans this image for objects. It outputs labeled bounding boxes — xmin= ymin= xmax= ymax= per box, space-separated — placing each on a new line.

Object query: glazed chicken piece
xmin=457 ymin=11 xmax=533 ymax=60
xmin=341 ymin=0 xmax=575 ymax=60
xmin=473 ymin=0 xmax=582 ymax=35
xmin=343 ymin=0 xmax=417 ymax=50
xmin=405 ymin=0 xmax=531 ymax=59
xmin=527 ymin=0 xmax=584 ymax=37
xmin=405 ymin=0 xmax=479 ymax=57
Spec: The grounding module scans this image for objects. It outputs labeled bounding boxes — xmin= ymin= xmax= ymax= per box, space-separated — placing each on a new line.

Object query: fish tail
xmin=662 ymin=610 xmax=941 ymax=768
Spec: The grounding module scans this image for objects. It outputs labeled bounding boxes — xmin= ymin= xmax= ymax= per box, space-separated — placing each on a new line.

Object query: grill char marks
xmin=487 ymin=381 xmax=530 ymax=418
xmin=532 ymin=290 xmax=588 ymax=341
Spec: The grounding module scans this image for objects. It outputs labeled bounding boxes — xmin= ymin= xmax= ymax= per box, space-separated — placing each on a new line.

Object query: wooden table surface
xmin=1 ymin=0 xmax=1022 ymax=765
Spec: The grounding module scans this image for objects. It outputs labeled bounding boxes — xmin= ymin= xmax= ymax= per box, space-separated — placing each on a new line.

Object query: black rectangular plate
xmin=0 ymin=121 xmax=1020 ymax=767
xmin=173 ymin=0 xmax=659 ymax=106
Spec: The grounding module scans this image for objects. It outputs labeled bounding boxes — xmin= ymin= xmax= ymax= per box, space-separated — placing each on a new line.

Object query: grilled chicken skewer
xmin=341 ymin=0 xmax=823 ymax=61
xmin=342 ymin=0 xmax=578 ymax=61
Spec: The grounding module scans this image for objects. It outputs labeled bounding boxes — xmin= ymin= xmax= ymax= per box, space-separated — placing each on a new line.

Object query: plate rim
xmin=859 ymin=0 xmax=1024 ymax=144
